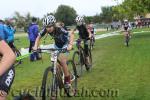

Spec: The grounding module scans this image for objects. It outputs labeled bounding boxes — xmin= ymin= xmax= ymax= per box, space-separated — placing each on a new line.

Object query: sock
xmin=64 ymin=76 xmax=71 ymax=84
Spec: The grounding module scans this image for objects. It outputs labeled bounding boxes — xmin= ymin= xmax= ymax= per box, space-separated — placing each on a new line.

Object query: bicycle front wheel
xmin=85 ymin=49 xmax=93 ymax=71
xmin=41 ymin=67 xmax=58 ymax=100
xmin=72 ymin=51 xmax=83 ymax=77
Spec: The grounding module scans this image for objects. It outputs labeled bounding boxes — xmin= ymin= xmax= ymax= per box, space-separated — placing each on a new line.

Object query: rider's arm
xmin=69 ymin=30 xmax=74 ymax=45
xmin=0 ymin=40 xmax=16 ymax=76
xmin=67 ymin=29 xmax=75 ymax=50
xmin=33 ymin=35 xmax=41 ymax=50
xmin=33 ymin=28 xmax=46 ymax=50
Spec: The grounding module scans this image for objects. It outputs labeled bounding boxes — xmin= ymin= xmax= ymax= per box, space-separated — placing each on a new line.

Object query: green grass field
xmin=7 ymin=28 xmax=150 ymax=100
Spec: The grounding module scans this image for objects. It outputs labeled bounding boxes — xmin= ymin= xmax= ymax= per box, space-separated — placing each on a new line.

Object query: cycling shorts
xmin=0 ymin=66 xmax=15 ymax=94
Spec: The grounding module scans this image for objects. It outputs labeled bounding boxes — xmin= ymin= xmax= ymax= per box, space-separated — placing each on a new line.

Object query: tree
xmin=99 ymin=6 xmax=113 ymax=23
xmin=84 ymin=16 xmax=93 ymax=24
xmin=93 ymin=14 xmax=101 ymax=23
xmin=112 ymin=0 xmax=150 ymax=20
xmin=55 ymin=5 xmax=77 ymax=26
xmin=13 ymin=12 xmax=41 ymax=32
xmin=24 ymin=12 xmax=32 ymax=32
xmin=13 ymin=12 xmax=25 ymax=29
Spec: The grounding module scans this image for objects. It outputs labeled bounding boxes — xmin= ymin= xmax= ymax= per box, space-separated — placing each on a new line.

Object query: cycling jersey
xmin=39 ymin=27 xmax=69 ymax=48
xmin=0 ymin=66 xmax=15 ymax=94
xmin=76 ymin=24 xmax=89 ymax=39
xmin=0 ymin=23 xmax=9 ymax=41
xmin=123 ymin=22 xmax=131 ymax=31
xmin=88 ymin=25 xmax=94 ymax=34
xmin=5 ymin=25 xmax=15 ymax=43
xmin=0 ymin=38 xmax=15 ymax=94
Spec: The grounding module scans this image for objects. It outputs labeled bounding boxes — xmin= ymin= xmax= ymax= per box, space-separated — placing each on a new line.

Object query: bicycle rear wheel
xmin=72 ymin=51 xmax=84 ymax=77
xmin=41 ymin=67 xmax=59 ymax=100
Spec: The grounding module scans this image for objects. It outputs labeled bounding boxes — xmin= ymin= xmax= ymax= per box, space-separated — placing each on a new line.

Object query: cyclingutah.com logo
xmin=11 ymin=86 xmax=119 ymax=98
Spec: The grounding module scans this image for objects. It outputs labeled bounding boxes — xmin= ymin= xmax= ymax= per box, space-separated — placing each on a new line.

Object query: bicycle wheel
xmin=66 ymin=60 xmax=78 ymax=97
xmin=90 ymin=38 xmax=94 ymax=50
xmin=41 ymin=67 xmax=59 ymax=100
xmin=85 ymin=49 xmax=93 ymax=71
xmin=72 ymin=51 xmax=84 ymax=77
xmin=125 ymin=35 xmax=130 ymax=47
xmin=13 ymin=48 xmax=22 ymax=67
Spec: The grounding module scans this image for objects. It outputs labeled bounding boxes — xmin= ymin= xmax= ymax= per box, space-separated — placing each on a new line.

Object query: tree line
xmin=8 ymin=0 xmax=150 ymax=32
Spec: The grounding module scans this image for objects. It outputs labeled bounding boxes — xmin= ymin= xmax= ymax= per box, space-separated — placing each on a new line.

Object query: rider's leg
xmin=84 ymin=40 xmax=90 ymax=65
xmin=58 ymin=54 xmax=70 ymax=84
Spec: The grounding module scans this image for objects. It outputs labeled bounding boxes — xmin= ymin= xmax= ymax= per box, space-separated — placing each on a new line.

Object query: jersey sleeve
xmin=38 ymin=28 xmax=47 ymax=37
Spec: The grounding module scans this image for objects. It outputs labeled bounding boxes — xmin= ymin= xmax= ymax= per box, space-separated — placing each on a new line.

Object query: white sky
xmin=0 ymin=0 xmax=123 ymax=19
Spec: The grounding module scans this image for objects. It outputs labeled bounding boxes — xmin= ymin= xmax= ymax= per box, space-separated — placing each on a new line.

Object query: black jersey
xmin=39 ymin=27 xmax=69 ymax=48
xmin=76 ymin=24 xmax=89 ymax=39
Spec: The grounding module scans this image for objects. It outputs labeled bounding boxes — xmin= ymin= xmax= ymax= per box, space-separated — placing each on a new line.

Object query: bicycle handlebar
xmin=32 ymin=48 xmax=69 ymax=53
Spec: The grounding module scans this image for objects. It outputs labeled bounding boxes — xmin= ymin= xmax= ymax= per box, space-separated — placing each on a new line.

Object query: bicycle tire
xmin=85 ymin=49 xmax=93 ymax=71
xmin=41 ymin=67 xmax=58 ymax=100
xmin=72 ymin=51 xmax=83 ymax=77
xmin=126 ymin=35 xmax=130 ymax=47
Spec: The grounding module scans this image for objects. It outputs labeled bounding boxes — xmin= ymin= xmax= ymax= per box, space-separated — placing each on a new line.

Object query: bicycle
xmin=72 ymin=39 xmax=92 ymax=77
xmin=38 ymin=48 xmax=77 ymax=100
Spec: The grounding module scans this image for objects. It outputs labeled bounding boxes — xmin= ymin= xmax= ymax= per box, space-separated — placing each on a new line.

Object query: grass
xmin=13 ymin=30 xmax=114 ymax=49
xmin=7 ymin=28 xmax=150 ymax=100
xmin=96 ymin=30 xmax=115 ymax=35
xmin=14 ymin=34 xmax=55 ymax=49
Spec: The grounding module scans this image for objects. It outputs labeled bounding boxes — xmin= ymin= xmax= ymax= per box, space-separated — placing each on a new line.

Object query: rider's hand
xmin=67 ymin=44 xmax=73 ymax=51
xmin=32 ymin=46 xmax=38 ymax=51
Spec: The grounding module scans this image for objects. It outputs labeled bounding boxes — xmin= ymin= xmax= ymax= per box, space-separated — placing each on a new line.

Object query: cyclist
xmin=72 ymin=16 xmax=91 ymax=67
xmin=122 ymin=19 xmax=132 ymax=46
xmin=33 ymin=15 xmax=74 ymax=90
xmin=0 ymin=37 xmax=16 ymax=100
xmin=88 ymin=22 xmax=95 ymax=43
xmin=122 ymin=19 xmax=132 ymax=38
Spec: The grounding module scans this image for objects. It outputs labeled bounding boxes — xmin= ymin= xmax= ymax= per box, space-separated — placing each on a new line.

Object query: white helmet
xmin=75 ymin=16 xmax=84 ymax=23
xmin=124 ymin=19 xmax=128 ymax=22
xmin=43 ymin=15 xmax=56 ymax=26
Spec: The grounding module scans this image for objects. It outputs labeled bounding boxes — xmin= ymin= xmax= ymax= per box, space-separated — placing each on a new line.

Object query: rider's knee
xmin=60 ymin=59 xmax=67 ymax=65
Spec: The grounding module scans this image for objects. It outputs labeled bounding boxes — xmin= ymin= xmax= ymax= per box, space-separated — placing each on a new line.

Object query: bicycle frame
xmin=40 ymin=48 xmax=75 ymax=85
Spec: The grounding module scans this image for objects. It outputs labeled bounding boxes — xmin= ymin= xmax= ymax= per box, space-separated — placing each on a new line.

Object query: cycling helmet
xmin=43 ymin=15 xmax=56 ymax=26
xmin=124 ymin=19 xmax=128 ymax=22
xmin=75 ymin=16 xmax=84 ymax=23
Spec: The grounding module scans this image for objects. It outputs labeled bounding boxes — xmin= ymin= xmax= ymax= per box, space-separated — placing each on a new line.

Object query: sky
xmin=0 ymin=0 xmax=123 ymax=19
